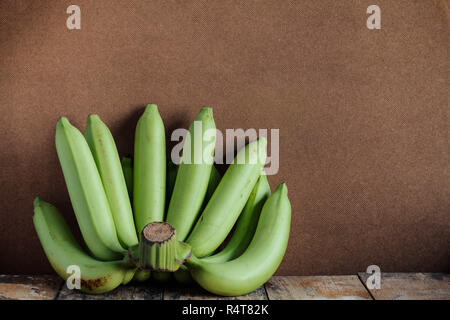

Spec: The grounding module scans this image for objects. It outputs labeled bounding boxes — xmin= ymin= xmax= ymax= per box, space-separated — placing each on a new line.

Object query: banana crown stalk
xmin=55 ymin=117 xmax=125 ymax=260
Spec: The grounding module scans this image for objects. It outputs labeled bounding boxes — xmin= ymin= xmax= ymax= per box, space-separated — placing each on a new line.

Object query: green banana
xmin=133 ymin=104 xmax=166 ymax=232
xmin=121 ymin=157 xmax=133 ymax=199
xmin=85 ymin=115 xmax=138 ymax=249
xmin=186 ymin=138 xmax=267 ymax=257
xmin=186 ymin=183 xmax=291 ymax=296
xmin=123 ymin=269 xmax=137 ymax=285
xmin=126 ymin=159 xmax=179 ymax=214
xmin=168 ymin=162 xmax=220 ymax=212
xmin=174 ymin=163 xmax=219 ymax=284
xmin=33 ymin=197 xmax=135 ymax=294
xmin=55 ymin=117 xmax=125 ymax=260
xmin=133 ymin=269 xmax=151 ymax=282
xmin=166 ymin=107 xmax=216 ymax=241
xmin=202 ymin=174 xmax=270 ymax=263
xmin=168 ymin=161 xmax=219 ymax=284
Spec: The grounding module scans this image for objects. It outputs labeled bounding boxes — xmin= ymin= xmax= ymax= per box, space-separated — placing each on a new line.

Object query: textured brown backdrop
xmin=0 ymin=0 xmax=449 ymax=275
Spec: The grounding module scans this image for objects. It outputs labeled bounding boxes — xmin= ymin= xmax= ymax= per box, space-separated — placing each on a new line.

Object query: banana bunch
xmin=33 ymin=104 xmax=291 ymax=296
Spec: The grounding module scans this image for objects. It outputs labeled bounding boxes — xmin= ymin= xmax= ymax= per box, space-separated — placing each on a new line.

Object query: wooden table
xmin=0 ymin=273 xmax=448 ymax=300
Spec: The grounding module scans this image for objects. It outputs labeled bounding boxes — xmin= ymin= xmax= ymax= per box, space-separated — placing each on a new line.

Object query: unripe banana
xmin=169 ymin=161 xmax=219 ymax=290
xmin=168 ymin=162 xmax=220 ymax=211
xmin=187 ymin=138 xmax=267 ymax=257
xmin=121 ymin=157 xmax=133 ymax=199
xmin=166 ymin=107 xmax=216 ymax=241
xmin=33 ymin=197 xmax=135 ymax=294
xmin=133 ymin=104 xmax=166 ymax=232
xmin=125 ymin=159 xmax=179 ymax=214
xmin=202 ymin=174 xmax=270 ymax=263
xmin=172 ymin=166 xmax=220 ymax=285
xmin=55 ymin=117 xmax=125 ymax=260
xmin=123 ymin=269 xmax=137 ymax=285
xmin=186 ymin=183 xmax=291 ymax=296
xmin=85 ymin=115 xmax=138 ymax=249
xmin=133 ymin=269 xmax=151 ymax=282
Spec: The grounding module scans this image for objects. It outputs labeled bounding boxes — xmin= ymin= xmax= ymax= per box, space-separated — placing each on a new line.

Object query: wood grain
xmin=358 ymin=273 xmax=450 ymax=300
xmin=57 ymin=282 xmax=163 ymax=300
xmin=0 ymin=275 xmax=62 ymax=300
xmin=164 ymin=283 xmax=267 ymax=300
xmin=265 ymin=276 xmax=372 ymax=300
xmin=2 ymin=274 xmax=449 ymax=300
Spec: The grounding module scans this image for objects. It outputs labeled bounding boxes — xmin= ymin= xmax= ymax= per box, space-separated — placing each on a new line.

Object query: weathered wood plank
xmin=3 ymin=274 xmax=448 ymax=300
xmin=57 ymin=282 xmax=163 ymax=300
xmin=358 ymin=272 xmax=450 ymax=300
xmin=164 ymin=283 xmax=267 ymax=300
xmin=0 ymin=275 xmax=62 ymax=300
xmin=57 ymin=284 xmax=85 ymax=300
xmin=265 ymin=276 xmax=372 ymax=300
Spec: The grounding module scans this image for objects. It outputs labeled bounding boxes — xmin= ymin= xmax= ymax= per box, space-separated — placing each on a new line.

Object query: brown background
xmin=0 ymin=0 xmax=448 ymax=275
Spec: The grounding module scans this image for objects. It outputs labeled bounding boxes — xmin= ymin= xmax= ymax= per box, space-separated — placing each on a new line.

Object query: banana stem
xmin=128 ymin=222 xmax=192 ymax=272
xmin=185 ymin=254 xmax=202 ymax=269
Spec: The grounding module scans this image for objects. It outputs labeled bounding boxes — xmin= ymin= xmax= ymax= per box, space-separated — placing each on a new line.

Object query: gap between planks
xmin=358 ymin=272 xmax=450 ymax=300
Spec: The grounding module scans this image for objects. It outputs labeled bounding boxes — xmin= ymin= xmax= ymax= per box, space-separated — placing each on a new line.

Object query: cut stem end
xmin=129 ymin=222 xmax=192 ymax=272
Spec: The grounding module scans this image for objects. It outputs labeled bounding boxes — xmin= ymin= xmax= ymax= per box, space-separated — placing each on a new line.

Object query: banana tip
xmin=200 ymin=107 xmax=213 ymax=118
xmin=275 ymin=183 xmax=288 ymax=195
xmin=142 ymin=104 xmax=160 ymax=118
xmin=56 ymin=117 xmax=69 ymax=126
xmin=145 ymin=103 xmax=158 ymax=111
xmin=87 ymin=114 xmax=100 ymax=122
xmin=33 ymin=196 xmax=43 ymax=208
